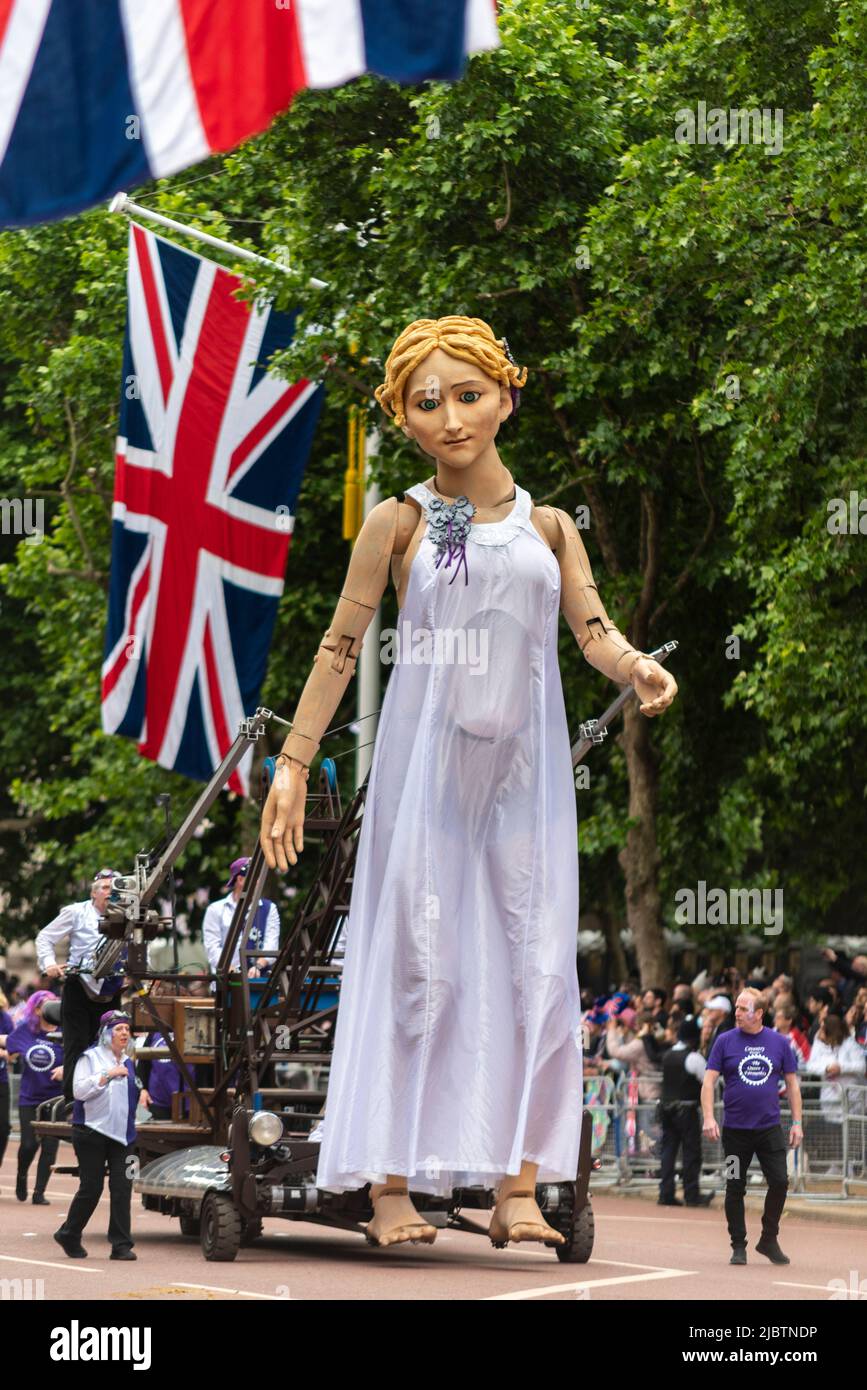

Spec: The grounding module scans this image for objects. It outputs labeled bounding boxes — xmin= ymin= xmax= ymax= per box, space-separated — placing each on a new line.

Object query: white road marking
xmin=172 ymin=1282 xmax=289 ymax=1300
xmin=0 ymin=1252 xmax=102 ymax=1273
xmin=486 ymin=1266 xmax=696 ymax=1299
xmin=582 ymin=1256 xmax=693 ymax=1270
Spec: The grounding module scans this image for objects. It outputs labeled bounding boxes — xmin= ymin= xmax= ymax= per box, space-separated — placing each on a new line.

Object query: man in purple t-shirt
xmin=702 ymin=988 xmax=803 ymax=1267
xmin=0 ymin=990 xmax=64 ymax=1203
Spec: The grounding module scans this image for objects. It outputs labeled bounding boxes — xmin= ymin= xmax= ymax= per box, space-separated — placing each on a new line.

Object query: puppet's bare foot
xmin=365 ymin=1183 xmax=437 ymax=1248
xmin=489 ymin=1187 xmax=566 ymax=1248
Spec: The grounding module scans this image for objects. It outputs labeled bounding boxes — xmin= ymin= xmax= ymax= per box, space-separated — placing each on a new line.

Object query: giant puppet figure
xmin=260 ymin=316 xmax=678 ymax=1249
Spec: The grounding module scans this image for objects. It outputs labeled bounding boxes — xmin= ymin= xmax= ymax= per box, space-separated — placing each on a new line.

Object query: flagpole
xmin=108 ymin=192 xmax=328 ymax=288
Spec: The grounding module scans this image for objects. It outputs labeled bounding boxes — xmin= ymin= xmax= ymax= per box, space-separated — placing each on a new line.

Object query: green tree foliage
xmin=0 ymin=0 xmax=864 ymax=968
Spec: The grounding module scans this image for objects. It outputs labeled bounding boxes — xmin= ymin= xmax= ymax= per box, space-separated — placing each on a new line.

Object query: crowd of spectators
xmin=581 ymin=949 xmax=867 ymax=1172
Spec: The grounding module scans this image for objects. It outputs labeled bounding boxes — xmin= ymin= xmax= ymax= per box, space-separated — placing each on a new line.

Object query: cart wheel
xmin=240 ymin=1217 xmax=263 ymax=1246
xmin=554 ymin=1201 xmax=595 ymax=1264
xmin=200 ymin=1192 xmax=241 ymax=1262
xmin=179 ymin=1214 xmax=201 ymax=1238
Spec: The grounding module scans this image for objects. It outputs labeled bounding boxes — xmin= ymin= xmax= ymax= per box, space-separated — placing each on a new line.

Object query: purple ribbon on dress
xmin=427 ymin=494 xmax=475 ymax=585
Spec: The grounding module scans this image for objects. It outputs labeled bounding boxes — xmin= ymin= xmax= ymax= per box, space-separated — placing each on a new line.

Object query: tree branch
xmin=324 ymin=361 xmax=380 ymax=400
xmin=0 ymin=816 xmax=44 ymax=833
xmin=536 ymin=474 xmax=598 ymax=505
xmin=539 ymin=375 xmax=621 ymax=575
xmin=494 ymin=159 xmax=512 ymax=232
xmin=46 ymin=562 xmax=108 ymax=586
xmin=61 ymin=399 xmax=99 ymax=576
xmin=632 ymin=488 xmax=660 ymax=648
xmin=476 ymin=286 xmax=526 ymax=300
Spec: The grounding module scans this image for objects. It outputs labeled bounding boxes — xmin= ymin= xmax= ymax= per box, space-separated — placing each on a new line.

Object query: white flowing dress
xmin=314 ymin=481 xmax=583 ymax=1196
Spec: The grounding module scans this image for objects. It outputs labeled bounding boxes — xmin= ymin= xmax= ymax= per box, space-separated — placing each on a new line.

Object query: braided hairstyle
xmin=373 ymin=315 xmax=528 ymax=430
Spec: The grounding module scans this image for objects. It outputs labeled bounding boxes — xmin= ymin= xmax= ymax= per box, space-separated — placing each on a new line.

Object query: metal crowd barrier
xmin=583 ymin=1068 xmax=867 ymax=1200
xmin=4 ymin=1052 xmax=864 ymax=1199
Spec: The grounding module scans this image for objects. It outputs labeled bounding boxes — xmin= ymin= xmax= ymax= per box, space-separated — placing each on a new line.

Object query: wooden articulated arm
xmin=545 ymin=506 xmax=644 ymax=686
xmin=279 ymin=496 xmax=400 ymax=770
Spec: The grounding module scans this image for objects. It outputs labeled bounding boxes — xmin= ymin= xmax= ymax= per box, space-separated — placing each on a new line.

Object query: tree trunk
xmin=599 ymin=903 xmax=628 ymax=990
xmin=617 ymin=699 xmax=670 ymax=989
xmin=546 ymin=412 xmax=676 ymax=994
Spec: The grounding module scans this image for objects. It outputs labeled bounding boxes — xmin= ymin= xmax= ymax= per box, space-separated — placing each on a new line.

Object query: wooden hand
xmin=630 ymin=656 xmax=678 ymax=717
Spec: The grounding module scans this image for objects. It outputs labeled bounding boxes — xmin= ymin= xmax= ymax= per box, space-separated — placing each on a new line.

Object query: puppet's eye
xmin=418 ymin=398 xmax=438 ymax=411
xmin=459 ymin=391 xmax=481 ymax=403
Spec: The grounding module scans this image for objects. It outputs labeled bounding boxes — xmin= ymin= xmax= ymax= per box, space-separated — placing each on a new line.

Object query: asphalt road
xmin=1 ymin=1139 xmax=865 ymax=1302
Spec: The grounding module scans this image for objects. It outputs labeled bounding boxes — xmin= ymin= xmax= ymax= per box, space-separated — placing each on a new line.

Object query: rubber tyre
xmin=179 ymin=1214 xmax=201 ymax=1238
xmin=240 ymin=1218 xmax=263 ymax=1247
xmin=200 ymin=1192 xmax=242 ymax=1262
xmin=554 ymin=1202 xmax=595 ymax=1264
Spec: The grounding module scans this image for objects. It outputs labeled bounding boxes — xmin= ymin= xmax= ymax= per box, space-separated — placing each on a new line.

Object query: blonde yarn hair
xmin=373 ymin=316 xmax=528 ymax=429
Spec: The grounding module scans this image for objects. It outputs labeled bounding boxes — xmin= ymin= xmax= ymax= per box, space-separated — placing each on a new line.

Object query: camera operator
xmin=35 ymin=869 xmax=126 ymax=1103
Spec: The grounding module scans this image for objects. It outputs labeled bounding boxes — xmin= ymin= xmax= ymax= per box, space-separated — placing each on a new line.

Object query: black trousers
xmin=0 ymin=1083 xmax=9 ymax=1169
xmin=18 ymin=1104 xmax=60 ymax=1195
xmin=659 ymin=1104 xmax=702 ymax=1202
xmin=61 ymin=976 xmax=123 ymax=1103
xmin=723 ymin=1123 xmax=788 ymax=1247
xmin=58 ymin=1124 xmax=134 ymax=1252
xmin=147 ymin=1104 xmax=172 ymax=1120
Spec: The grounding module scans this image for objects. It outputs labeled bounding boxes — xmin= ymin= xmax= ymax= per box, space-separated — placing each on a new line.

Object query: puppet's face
xmin=400 ymin=347 xmax=512 ymax=468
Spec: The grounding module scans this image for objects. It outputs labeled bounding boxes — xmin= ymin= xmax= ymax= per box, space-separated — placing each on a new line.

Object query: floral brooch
xmin=427 ymin=494 xmax=476 ymax=584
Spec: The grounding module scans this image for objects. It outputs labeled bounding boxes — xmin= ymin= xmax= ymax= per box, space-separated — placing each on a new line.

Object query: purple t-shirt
xmin=144 ymin=1031 xmax=186 ymax=1111
xmin=0 ymin=1010 xmax=13 ymax=1085
xmin=5 ymin=1022 xmax=64 ymax=1106
xmin=708 ymin=1026 xmax=796 ymax=1129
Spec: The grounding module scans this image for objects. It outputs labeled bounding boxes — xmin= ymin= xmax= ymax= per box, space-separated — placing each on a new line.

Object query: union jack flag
xmin=0 ymin=0 xmax=500 ymax=228
xmin=101 ymin=222 xmax=324 ymax=795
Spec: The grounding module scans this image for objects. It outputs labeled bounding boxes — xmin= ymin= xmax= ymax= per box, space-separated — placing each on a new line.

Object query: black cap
xmin=678 ymin=1015 xmax=701 ymax=1045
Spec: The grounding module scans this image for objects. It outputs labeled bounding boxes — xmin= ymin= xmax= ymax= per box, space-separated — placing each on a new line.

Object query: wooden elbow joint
xmin=319 ymin=632 xmax=361 ymax=677
xmin=581 ymin=615 xmax=609 ymax=648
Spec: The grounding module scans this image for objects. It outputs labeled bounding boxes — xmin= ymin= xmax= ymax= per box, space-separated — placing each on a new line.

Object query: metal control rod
xmin=137 ymin=707 xmax=284 ymax=908
xmin=571 ymin=641 xmax=678 ymax=766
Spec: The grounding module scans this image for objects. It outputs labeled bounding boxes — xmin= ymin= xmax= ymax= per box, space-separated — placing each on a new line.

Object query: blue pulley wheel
xmin=321 ymin=757 xmax=337 ymax=791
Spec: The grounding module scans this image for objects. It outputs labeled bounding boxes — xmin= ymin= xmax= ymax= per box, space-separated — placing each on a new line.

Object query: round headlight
xmin=249 ymin=1111 xmax=283 ymax=1147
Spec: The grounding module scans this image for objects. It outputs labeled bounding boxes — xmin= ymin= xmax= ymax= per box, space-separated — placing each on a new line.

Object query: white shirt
xmin=36 ymin=900 xmax=135 ymax=1000
xmin=202 ymin=893 xmax=280 ymax=973
xmin=670 ymin=1041 xmax=707 ymax=1080
xmin=73 ymin=1043 xmax=137 ymax=1144
xmin=804 ymin=1037 xmax=866 ymax=1120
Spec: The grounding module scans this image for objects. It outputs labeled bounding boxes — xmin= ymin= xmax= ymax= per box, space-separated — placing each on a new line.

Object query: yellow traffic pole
xmin=343 ymin=339 xmax=366 ymax=543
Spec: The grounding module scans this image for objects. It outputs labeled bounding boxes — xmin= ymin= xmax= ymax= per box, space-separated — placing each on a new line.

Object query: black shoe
xmin=685 ymin=1193 xmax=715 ymax=1207
xmin=54 ymin=1230 xmax=87 ymax=1259
xmin=730 ymin=1245 xmax=747 ymax=1265
xmin=110 ymin=1248 xmax=137 ymax=1260
xmin=15 ymin=1176 xmax=26 ymax=1202
xmin=657 ymin=1197 xmax=683 ymax=1206
xmin=32 ymin=1193 xmax=50 ymax=1206
xmin=755 ymin=1236 xmax=790 ymax=1265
